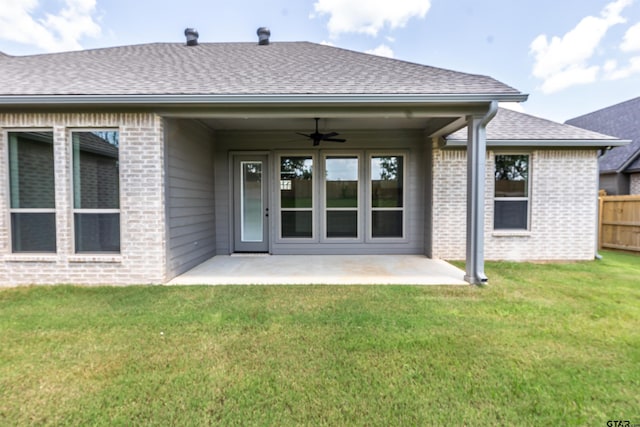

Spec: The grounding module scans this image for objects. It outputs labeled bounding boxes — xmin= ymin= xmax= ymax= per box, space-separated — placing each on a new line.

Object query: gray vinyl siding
xmin=164 ymin=119 xmax=216 ymax=279
xmin=213 ymin=129 xmax=429 ymax=255
xmin=213 ymin=140 xmax=234 ymax=255
xmin=599 ymin=172 xmax=629 ymax=195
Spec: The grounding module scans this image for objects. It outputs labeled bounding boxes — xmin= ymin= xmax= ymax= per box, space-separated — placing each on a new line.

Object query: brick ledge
xmin=491 ymin=231 xmax=532 ymax=237
xmin=68 ymin=255 xmax=122 ymax=263
xmin=4 ymin=255 xmax=58 ymax=262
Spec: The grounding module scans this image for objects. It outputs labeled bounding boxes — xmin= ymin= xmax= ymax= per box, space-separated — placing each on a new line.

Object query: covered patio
xmin=164 ymin=101 xmax=503 ymax=286
xmin=167 ymin=255 xmax=467 ymax=285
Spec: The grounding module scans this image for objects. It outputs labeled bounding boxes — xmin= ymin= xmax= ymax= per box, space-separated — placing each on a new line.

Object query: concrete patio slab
xmin=167 ymin=255 xmax=468 ymax=285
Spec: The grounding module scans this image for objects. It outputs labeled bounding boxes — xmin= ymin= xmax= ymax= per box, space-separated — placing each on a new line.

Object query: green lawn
xmin=1 ymin=251 xmax=639 ymax=426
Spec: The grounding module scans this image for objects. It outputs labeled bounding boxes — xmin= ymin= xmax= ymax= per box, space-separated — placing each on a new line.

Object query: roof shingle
xmin=0 ymin=42 xmax=521 ymax=96
xmin=448 ymin=107 xmax=618 ymax=142
xmin=566 ymin=97 xmax=640 ymax=173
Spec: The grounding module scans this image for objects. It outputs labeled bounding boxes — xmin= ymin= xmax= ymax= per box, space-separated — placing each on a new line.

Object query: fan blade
xmin=322 ymin=138 xmax=346 ymax=143
xmin=296 ymin=132 xmax=312 ymax=138
xmin=322 ymin=132 xmax=339 ymax=138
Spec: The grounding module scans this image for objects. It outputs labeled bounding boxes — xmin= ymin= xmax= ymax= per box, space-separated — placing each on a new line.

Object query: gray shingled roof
xmin=447 ymin=107 xmax=618 ymax=143
xmin=0 ymin=42 xmax=521 ymax=96
xmin=566 ymin=97 xmax=640 ymax=173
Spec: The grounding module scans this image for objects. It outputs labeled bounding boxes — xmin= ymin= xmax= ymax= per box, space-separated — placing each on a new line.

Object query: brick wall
xmin=431 ymin=147 xmax=598 ymax=261
xmin=0 ymin=113 xmax=167 ymax=285
xmin=630 ymin=173 xmax=640 ymax=195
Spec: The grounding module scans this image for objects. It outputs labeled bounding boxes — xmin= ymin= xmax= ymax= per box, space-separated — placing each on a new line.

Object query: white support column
xmin=464 ymin=101 xmax=497 ymax=285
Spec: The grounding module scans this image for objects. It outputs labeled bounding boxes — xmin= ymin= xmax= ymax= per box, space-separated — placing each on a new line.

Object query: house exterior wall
xmin=212 ymin=129 xmax=429 ymax=255
xmin=0 ymin=112 xmax=166 ymax=285
xmin=432 ymin=147 xmax=598 ymax=261
xmin=164 ymin=119 xmax=217 ymax=280
xmin=599 ymin=173 xmax=620 ymax=195
xmin=599 ymin=172 xmax=630 ymax=195
xmin=630 ymin=173 xmax=640 ymax=194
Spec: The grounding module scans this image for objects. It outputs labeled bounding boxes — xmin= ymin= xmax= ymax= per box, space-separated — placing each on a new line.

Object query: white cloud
xmin=621 ymin=22 xmax=640 ymax=52
xmin=538 ymin=66 xmax=600 ymax=93
xmin=311 ymin=0 xmax=431 ymax=38
xmin=0 ymin=0 xmax=100 ymax=52
xmin=604 ymin=59 xmax=618 ymax=72
xmin=605 ymin=56 xmax=640 ymax=79
xmin=365 ymin=44 xmax=394 ymax=58
xmin=529 ymin=0 xmax=632 ymax=93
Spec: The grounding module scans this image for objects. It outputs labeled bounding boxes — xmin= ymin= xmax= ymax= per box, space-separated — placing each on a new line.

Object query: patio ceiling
xmin=198 ymin=116 xmax=447 ymax=131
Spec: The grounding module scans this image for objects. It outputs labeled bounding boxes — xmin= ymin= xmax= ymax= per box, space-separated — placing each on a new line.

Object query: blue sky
xmin=1 ymin=0 xmax=639 ymax=122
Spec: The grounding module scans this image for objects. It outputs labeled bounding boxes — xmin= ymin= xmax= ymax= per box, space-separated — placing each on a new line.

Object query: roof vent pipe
xmin=257 ymin=27 xmax=270 ymax=45
xmin=184 ymin=28 xmax=199 ymax=46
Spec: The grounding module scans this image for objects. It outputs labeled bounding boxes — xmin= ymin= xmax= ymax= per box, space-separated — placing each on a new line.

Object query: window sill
xmin=68 ymin=254 xmax=122 ymax=263
xmin=492 ymin=230 xmax=531 ymax=237
xmin=4 ymin=254 xmax=58 ymax=263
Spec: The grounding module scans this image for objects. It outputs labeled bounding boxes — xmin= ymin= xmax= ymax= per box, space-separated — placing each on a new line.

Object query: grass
xmin=1 ymin=250 xmax=639 ymax=426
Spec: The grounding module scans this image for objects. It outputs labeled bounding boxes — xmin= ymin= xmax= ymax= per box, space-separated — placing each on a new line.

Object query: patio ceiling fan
xmin=297 ymin=118 xmax=346 ymax=146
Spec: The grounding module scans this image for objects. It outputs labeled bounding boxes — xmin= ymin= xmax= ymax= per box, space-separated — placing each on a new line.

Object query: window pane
xmin=495 ymin=155 xmax=528 ymax=197
xmin=241 ymin=162 xmax=263 ymax=242
xmin=494 ymin=201 xmax=528 ymax=230
xmin=11 ymin=213 xmax=56 ymax=252
xmin=281 ymin=211 xmax=312 ymax=238
xmin=281 ymin=157 xmax=312 ymax=208
xmin=9 ymin=132 xmax=55 ymax=209
xmin=75 ymin=213 xmax=120 ymax=252
xmin=327 ymin=211 xmax=357 ymax=238
xmin=372 ymin=211 xmax=403 ymax=238
xmin=326 ymin=157 xmax=358 ymax=208
xmin=73 ymin=131 xmax=119 ymax=209
xmin=371 ymin=156 xmax=403 ymax=208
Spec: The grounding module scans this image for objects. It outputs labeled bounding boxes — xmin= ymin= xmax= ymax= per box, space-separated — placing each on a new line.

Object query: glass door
xmin=325 ymin=156 xmax=359 ymax=239
xmin=234 ymin=155 xmax=269 ymax=252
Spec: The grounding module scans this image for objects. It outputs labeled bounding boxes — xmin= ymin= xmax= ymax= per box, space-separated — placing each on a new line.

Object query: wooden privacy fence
xmin=599 ymin=195 xmax=640 ymax=253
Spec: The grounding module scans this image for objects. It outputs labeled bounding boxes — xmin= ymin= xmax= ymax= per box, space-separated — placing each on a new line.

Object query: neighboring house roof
xmin=627 ymin=155 xmax=640 ymax=172
xmin=0 ymin=42 xmax=521 ymax=98
xmin=566 ymin=97 xmax=640 ymax=173
xmin=446 ymin=107 xmax=621 ymax=147
xmin=76 ymin=132 xmax=118 ymax=158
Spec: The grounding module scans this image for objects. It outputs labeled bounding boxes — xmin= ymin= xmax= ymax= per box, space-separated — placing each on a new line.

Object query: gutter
xmin=595 ymin=159 xmax=603 ymax=261
xmin=0 ymin=93 xmax=528 ymax=106
xmin=465 ymin=100 xmax=498 ymax=285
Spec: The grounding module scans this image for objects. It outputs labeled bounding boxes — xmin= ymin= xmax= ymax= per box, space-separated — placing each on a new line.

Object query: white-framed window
xmin=8 ymin=131 xmax=57 ymax=253
xmin=275 ymin=151 xmax=407 ymax=242
xmin=72 ymin=130 xmax=121 ymax=253
xmin=370 ymin=154 xmax=405 ymax=239
xmin=494 ymin=154 xmax=530 ymax=230
xmin=279 ymin=154 xmax=314 ymax=239
xmin=323 ymin=154 xmax=361 ymax=240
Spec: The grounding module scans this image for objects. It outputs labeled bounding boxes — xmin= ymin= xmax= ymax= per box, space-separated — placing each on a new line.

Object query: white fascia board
xmin=444 ymin=138 xmax=630 ymax=148
xmin=0 ymin=93 xmax=528 ymax=106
